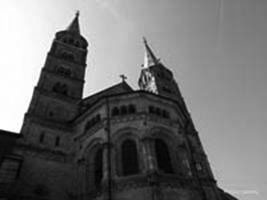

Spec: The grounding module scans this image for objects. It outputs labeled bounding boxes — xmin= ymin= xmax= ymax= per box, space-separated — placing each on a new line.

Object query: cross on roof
xmin=119 ymin=74 xmax=127 ymax=82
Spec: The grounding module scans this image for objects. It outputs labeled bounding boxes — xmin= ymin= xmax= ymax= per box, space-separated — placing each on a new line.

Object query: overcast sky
xmin=0 ymin=0 xmax=266 ymax=199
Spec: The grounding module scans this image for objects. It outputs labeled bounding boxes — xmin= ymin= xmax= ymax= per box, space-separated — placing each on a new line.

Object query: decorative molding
xmin=16 ymin=143 xmax=69 ymax=163
xmin=24 ymin=113 xmax=73 ymax=132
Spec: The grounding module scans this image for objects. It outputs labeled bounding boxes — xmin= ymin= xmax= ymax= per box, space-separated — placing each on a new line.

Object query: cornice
xmin=16 ymin=142 xmax=70 ymax=163
xmin=74 ymin=93 xmax=184 ymax=125
xmin=34 ymin=86 xmax=80 ymax=104
xmin=24 ymin=113 xmax=73 ymax=132
xmin=47 ymin=52 xmax=87 ymax=68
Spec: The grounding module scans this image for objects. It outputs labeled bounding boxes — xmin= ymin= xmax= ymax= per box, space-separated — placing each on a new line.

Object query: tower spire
xmin=143 ymin=37 xmax=159 ymax=68
xmin=66 ymin=11 xmax=80 ymax=34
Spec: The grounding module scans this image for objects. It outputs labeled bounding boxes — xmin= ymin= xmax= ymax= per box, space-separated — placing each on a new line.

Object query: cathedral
xmin=0 ymin=13 xmax=238 ymax=200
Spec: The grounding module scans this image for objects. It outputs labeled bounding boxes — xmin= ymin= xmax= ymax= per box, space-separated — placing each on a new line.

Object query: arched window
xmin=85 ymin=120 xmax=92 ymax=131
xmin=39 ymin=132 xmax=45 ymax=143
xmin=112 ymin=107 xmax=119 ymax=116
xmin=91 ymin=117 xmax=97 ymax=126
xmin=75 ymin=41 xmax=80 ymax=48
xmin=62 ymin=84 xmax=68 ymax=95
xmin=155 ymin=139 xmax=173 ymax=174
xmin=55 ymin=136 xmax=60 ymax=147
xmin=95 ymin=114 xmax=101 ymax=122
xmin=121 ymin=139 xmax=139 ymax=176
xmin=128 ymin=104 xmax=136 ymax=114
xmin=56 ymin=66 xmax=72 ymax=77
xmin=120 ymin=106 xmax=127 ymax=115
xmin=94 ymin=148 xmax=103 ymax=187
xmin=155 ymin=107 xmax=161 ymax=116
xmin=61 ymin=52 xmax=74 ymax=61
xmin=162 ymin=110 xmax=170 ymax=118
xmin=149 ymin=106 xmax=155 ymax=114
xmin=69 ymin=38 xmax=74 ymax=44
xmin=52 ymin=82 xmax=68 ymax=95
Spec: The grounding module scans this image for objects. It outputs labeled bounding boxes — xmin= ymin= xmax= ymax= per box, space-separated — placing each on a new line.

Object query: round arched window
xmin=121 ymin=139 xmax=139 ymax=176
xmin=155 ymin=139 xmax=173 ymax=174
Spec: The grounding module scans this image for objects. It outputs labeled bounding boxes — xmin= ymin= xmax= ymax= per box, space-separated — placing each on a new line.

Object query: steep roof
xmin=143 ymin=37 xmax=160 ymax=68
xmin=66 ymin=11 xmax=80 ymax=35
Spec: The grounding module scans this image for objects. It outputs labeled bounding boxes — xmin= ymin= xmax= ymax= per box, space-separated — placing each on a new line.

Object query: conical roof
xmin=66 ymin=11 xmax=80 ymax=34
xmin=143 ymin=37 xmax=159 ymax=68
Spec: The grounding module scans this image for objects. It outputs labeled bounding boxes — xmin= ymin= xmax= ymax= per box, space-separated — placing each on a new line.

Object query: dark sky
xmin=0 ymin=0 xmax=266 ymax=199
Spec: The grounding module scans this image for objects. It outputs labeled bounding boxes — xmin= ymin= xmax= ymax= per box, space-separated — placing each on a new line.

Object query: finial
xmin=75 ymin=10 xmax=80 ymax=18
xmin=119 ymin=74 xmax=127 ymax=82
xmin=143 ymin=37 xmax=147 ymax=44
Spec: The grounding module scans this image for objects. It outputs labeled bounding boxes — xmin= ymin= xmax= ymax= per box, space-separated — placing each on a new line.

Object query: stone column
xmin=102 ymin=142 xmax=110 ymax=181
xmin=141 ymin=137 xmax=156 ymax=173
xmin=102 ymin=141 xmax=114 ymax=200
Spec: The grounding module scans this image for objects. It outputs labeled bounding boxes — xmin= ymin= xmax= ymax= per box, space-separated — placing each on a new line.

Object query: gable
xmin=81 ymin=82 xmax=133 ymax=109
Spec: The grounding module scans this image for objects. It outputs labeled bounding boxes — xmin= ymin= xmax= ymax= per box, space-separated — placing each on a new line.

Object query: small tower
xmin=137 ymin=39 xmax=222 ymax=200
xmin=139 ymin=38 xmax=188 ymax=113
xmin=20 ymin=12 xmax=88 ymax=147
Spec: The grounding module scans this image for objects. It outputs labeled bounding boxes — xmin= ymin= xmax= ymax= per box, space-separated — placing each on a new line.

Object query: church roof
xmin=81 ymin=81 xmax=133 ymax=108
xmin=66 ymin=11 xmax=80 ymax=34
xmin=0 ymin=130 xmax=20 ymax=160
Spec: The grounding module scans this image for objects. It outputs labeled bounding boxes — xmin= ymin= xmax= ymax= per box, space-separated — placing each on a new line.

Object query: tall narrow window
xmin=95 ymin=114 xmax=101 ymax=122
xmin=112 ymin=107 xmax=119 ymax=116
xmin=94 ymin=148 xmax=103 ymax=187
xmin=128 ymin=104 xmax=136 ymax=114
xmin=149 ymin=106 xmax=155 ymax=114
xmin=55 ymin=136 xmax=60 ymax=147
xmin=162 ymin=110 xmax=170 ymax=118
xmin=155 ymin=108 xmax=161 ymax=116
xmin=39 ymin=132 xmax=45 ymax=143
xmin=85 ymin=121 xmax=91 ymax=131
xmin=120 ymin=106 xmax=127 ymax=115
xmin=155 ymin=139 xmax=173 ymax=173
xmin=121 ymin=139 xmax=139 ymax=176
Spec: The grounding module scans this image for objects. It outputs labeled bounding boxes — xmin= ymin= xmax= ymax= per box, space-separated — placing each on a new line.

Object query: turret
xmin=138 ymin=38 xmax=188 ymax=113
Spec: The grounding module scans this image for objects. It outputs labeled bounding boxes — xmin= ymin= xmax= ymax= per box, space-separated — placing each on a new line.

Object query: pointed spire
xmin=66 ymin=11 xmax=80 ymax=34
xmin=143 ymin=37 xmax=159 ymax=68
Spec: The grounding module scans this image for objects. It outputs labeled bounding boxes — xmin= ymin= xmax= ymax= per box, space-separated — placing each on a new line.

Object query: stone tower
xmin=20 ymin=12 xmax=88 ymax=147
xmin=138 ymin=38 xmax=186 ymax=109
